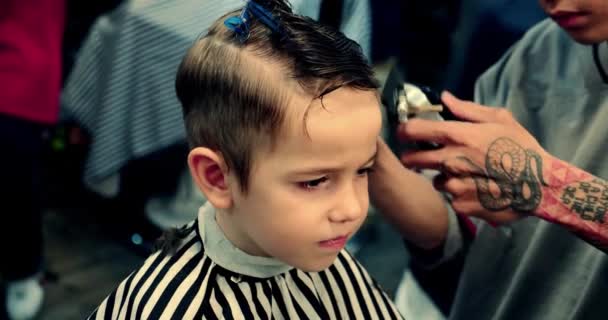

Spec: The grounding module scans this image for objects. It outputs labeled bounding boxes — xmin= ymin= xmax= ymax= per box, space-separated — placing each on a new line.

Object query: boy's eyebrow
xmin=289 ymin=150 xmax=378 ymax=175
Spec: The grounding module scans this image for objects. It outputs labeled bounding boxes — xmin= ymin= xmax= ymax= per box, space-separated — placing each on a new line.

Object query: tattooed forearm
xmin=560 ymin=179 xmax=607 ymax=223
xmin=458 ymin=137 xmax=547 ymax=213
xmin=538 ymin=159 xmax=608 ymax=251
xmin=445 ymin=137 xmax=608 ymax=250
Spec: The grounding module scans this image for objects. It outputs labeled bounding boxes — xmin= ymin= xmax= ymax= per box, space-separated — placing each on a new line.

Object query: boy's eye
xmin=357 ymin=167 xmax=374 ymax=176
xmin=299 ymin=176 xmax=329 ymax=190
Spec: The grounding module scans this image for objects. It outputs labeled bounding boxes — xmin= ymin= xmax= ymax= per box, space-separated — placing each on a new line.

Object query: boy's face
xmin=226 ymin=87 xmax=382 ymax=272
xmin=539 ymin=0 xmax=608 ymax=43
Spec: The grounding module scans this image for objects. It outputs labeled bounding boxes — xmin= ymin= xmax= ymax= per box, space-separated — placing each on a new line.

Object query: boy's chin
xmin=294 ymin=254 xmax=340 ymax=273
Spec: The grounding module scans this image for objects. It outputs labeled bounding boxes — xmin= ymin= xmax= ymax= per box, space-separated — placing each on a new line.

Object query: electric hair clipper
xmin=380 ymin=66 xmax=455 ymax=151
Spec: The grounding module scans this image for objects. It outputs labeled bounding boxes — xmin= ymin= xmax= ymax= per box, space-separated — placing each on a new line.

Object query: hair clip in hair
xmin=246 ymin=1 xmax=284 ymax=36
xmin=224 ymin=9 xmax=251 ymax=42
xmin=224 ymin=0 xmax=285 ymax=43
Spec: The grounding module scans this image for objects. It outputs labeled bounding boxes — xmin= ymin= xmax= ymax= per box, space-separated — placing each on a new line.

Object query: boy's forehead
xmin=247 ymin=88 xmax=380 ymax=178
xmin=276 ymin=88 xmax=381 ymax=153
xmin=284 ymin=88 xmax=380 ymax=133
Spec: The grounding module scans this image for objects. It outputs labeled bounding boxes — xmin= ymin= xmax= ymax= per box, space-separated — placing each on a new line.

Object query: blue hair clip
xmin=247 ymin=1 xmax=283 ymax=35
xmin=224 ymin=0 xmax=284 ymax=43
xmin=224 ymin=4 xmax=250 ymax=42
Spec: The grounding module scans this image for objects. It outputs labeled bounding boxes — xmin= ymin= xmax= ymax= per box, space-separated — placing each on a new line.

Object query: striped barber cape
xmin=89 ymin=204 xmax=402 ymax=319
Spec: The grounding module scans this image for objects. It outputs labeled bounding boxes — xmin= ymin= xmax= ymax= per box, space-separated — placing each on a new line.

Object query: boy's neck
xmin=215 ymin=209 xmax=265 ymax=257
xmin=198 ymin=204 xmax=292 ymax=278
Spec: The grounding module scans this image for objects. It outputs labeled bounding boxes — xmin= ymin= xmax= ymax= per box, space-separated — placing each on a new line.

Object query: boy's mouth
xmin=319 ymin=234 xmax=349 ymax=249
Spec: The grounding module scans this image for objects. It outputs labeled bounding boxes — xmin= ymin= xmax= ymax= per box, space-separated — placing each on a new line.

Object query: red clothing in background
xmin=0 ymin=0 xmax=65 ymax=124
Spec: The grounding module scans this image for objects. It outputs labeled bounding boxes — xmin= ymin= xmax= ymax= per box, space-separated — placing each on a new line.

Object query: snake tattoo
xmin=457 ymin=137 xmax=547 ymax=213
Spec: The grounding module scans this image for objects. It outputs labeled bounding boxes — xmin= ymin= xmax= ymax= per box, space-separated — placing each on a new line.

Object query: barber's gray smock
xmin=433 ymin=19 xmax=608 ymax=320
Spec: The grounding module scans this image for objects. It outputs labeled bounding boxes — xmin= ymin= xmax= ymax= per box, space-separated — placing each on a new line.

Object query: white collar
xmin=197 ymin=203 xmax=293 ymax=278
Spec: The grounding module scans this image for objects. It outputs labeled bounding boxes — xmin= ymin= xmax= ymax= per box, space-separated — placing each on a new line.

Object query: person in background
xmin=371 ymin=0 xmax=608 ymax=319
xmin=0 ymin=1 xmax=65 ymax=319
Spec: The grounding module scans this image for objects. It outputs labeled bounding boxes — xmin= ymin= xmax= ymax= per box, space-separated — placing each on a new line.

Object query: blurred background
xmin=0 ymin=0 xmax=547 ymax=318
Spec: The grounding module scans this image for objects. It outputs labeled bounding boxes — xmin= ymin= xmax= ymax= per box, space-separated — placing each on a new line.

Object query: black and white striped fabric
xmin=89 ymin=225 xmax=402 ymax=319
xmin=61 ymin=0 xmax=371 ymax=194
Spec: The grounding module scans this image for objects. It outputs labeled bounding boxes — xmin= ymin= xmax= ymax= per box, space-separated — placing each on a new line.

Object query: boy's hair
xmin=175 ymin=0 xmax=378 ymax=192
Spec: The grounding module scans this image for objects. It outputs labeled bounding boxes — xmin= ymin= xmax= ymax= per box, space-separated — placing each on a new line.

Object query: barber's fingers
xmin=452 ymin=200 xmax=522 ymax=225
xmin=433 ymin=173 xmax=476 ymax=199
xmin=401 ymin=148 xmax=485 ymax=176
xmin=441 ymin=91 xmax=516 ymax=125
xmin=434 ymin=177 xmax=483 ymax=216
xmin=401 ymin=148 xmax=452 ymax=171
xmin=442 ymin=156 xmax=486 ymax=177
xmin=397 ymin=118 xmax=472 ymax=146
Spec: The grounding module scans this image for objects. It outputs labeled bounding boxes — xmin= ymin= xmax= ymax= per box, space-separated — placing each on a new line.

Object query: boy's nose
xmin=329 ymin=184 xmax=366 ymax=223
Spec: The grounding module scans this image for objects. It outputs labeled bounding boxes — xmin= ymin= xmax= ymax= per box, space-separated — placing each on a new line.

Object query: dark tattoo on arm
xmin=557 ymin=178 xmax=608 ymax=251
xmin=458 ymin=137 xmax=547 ymax=213
xmin=560 ymin=179 xmax=608 ymax=223
xmin=453 ymin=139 xmax=608 ymax=250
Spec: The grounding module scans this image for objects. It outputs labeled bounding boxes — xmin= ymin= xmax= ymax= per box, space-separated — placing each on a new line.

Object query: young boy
xmin=89 ymin=0 xmax=404 ymax=318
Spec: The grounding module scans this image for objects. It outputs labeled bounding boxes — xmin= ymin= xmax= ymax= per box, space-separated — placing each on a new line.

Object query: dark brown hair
xmin=175 ymin=0 xmax=378 ymax=192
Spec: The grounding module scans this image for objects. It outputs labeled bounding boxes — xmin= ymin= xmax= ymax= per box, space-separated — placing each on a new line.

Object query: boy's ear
xmin=188 ymin=147 xmax=233 ymax=209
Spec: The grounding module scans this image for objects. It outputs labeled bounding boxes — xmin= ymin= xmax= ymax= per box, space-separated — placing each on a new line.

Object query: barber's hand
xmin=399 ymin=92 xmax=552 ymax=225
